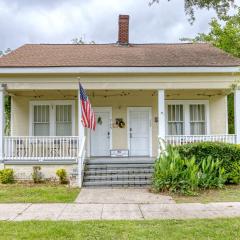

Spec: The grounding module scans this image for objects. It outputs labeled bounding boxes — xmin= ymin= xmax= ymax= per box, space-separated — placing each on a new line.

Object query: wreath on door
xmin=116 ymin=118 xmax=125 ymax=128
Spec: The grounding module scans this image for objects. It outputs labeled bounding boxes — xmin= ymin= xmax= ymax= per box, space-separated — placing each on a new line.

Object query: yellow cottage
xmin=0 ymin=15 xmax=239 ymax=187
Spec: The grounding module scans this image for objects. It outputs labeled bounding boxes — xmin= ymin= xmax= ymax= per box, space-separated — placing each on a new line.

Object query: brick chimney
xmin=118 ymin=15 xmax=129 ymax=45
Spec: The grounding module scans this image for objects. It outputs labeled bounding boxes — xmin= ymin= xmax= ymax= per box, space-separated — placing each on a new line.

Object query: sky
xmin=0 ymin=0 xmax=239 ymax=51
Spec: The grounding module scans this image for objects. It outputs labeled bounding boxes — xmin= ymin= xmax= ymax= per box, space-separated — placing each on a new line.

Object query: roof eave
xmin=0 ymin=66 xmax=239 ymax=74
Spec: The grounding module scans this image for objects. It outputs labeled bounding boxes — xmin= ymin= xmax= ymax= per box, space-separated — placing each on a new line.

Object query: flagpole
xmin=78 ymin=79 xmax=84 ymax=141
xmin=77 ymin=78 xmax=84 ymax=187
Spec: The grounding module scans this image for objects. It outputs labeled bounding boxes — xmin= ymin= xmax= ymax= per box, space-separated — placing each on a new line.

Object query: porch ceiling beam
xmin=2 ymin=82 xmax=235 ymax=90
xmin=0 ymin=66 xmax=239 ymax=74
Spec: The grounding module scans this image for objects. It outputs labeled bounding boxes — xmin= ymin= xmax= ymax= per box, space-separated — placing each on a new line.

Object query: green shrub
xmin=228 ymin=161 xmax=240 ymax=184
xmin=56 ymin=169 xmax=68 ymax=184
xmin=32 ymin=166 xmax=43 ymax=183
xmin=198 ymin=156 xmax=227 ymax=189
xmin=176 ymin=142 xmax=240 ymax=184
xmin=0 ymin=168 xmax=14 ymax=184
xmin=153 ymin=145 xmax=228 ymax=195
xmin=153 ymin=145 xmax=199 ymax=195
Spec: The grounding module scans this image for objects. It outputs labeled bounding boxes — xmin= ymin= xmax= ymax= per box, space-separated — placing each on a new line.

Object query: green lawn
xmin=0 ymin=219 xmax=240 ymax=240
xmin=0 ymin=183 xmax=80 ymax=203
xmin=173 ymin=185 xmax=240 ymax=203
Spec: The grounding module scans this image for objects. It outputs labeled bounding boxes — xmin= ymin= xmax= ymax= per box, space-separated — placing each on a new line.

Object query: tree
xmin=71 ymin=37 xmax=95 ymax=44
xmin=0 ymin=48 xmax=12 ymax=135
xmin=150 ymin=0 xmax=236 ymax=23
xmin=192 ymin=9 xmax=240 ymax=57
xmin=182 ymin=9 xmax=240 ymax=133
xmin=0 ymin=48 xmax=11 ymax=57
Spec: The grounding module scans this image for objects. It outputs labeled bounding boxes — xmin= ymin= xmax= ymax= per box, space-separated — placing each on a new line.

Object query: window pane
xmin=34 ymin=123 xmax=49 ymax=136
xmin=56 ymin=105 xmax=72 ymax=136
xmin=56 ymin=123 xmax=72 ymax=136
xmin=190 ymin=104 xmax=206 ymax=135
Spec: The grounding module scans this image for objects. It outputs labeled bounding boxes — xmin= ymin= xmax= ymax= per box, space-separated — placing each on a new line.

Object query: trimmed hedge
xmin=175 ymin=142 xmax=240 ymax=184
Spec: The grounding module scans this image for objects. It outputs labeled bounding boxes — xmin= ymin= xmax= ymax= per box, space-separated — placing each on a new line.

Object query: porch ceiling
xmin=7 ymin=89 xmax=227 ymax=100
xmin=8 ymin=90 xmax=78 ymax=100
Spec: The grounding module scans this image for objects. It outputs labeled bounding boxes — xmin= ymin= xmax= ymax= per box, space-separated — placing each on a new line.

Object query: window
xmin=167 ymin=104 xmax=184 ymax=135
xmin=33 ymin=105 xmax=50 ymax=136
xmin=166 ymin=101 xmax=208 ymax=135
xmin=30 ymin=101 xmax=75 ymax=136
xmin=56 ymin=105 xmax=72 ymax=136
xmin=190 ymin=104 xmax=206 ymax=135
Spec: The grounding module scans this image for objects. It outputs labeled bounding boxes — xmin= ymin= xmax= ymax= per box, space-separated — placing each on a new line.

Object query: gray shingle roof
xmin=0 ymin=43 xmax=239 ymax=67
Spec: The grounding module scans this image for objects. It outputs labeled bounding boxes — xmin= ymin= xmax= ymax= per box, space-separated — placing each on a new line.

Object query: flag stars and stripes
xmin=79 ymin=83 xmax=96 ymax=130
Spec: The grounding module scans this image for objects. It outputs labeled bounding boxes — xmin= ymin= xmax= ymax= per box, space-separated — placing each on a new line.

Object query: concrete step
xmin=87 ymin=158 xmax=155 ymax=165
xmin=83 ymin=179 xmax=151 ymax=187
xmin=86 ymin=163 xmax=154 ymax=170
xmin=84 ymin=174 xmax=152 ymax=181
xmin=83 ymin=158 xmax=154 ymax=188
xmin=85 ymin=168 xmax=154 ymax=176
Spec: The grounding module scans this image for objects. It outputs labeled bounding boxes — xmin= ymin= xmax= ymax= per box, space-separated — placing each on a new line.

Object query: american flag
xmin=79 ymin=83 xmax=96 ymax=130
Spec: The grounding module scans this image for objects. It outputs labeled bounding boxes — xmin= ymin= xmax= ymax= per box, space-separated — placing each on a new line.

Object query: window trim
xmin=165 ymin=100 xmax=210 ymax=135
xmin=29 ymin=100 xmax=75 ymax=136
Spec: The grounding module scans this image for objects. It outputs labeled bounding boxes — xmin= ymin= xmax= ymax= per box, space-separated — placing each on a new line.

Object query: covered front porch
xmin=0 ymin=88 xmax=239 ymax=162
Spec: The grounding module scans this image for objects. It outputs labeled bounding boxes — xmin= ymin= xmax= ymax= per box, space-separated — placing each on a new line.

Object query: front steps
xmin=82 ymin=158 xmax=154 ymax=187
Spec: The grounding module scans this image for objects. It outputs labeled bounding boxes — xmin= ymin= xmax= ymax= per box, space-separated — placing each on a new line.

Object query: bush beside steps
xmin=153 ymin=144 xmax=227 ymax=195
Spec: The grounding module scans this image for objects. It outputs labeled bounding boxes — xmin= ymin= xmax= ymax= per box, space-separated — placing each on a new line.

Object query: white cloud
xmin=0 ymin=0 xmax=239 ymax=50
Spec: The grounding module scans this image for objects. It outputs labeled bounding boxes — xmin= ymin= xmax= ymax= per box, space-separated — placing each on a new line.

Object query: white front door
xmin=128 ymin=108 xmax=151 ymax=156
xmin=90 ymin=108 xmax=111 ymax=157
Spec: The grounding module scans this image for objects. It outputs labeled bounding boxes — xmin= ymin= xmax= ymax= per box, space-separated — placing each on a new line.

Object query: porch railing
xmin=165 ymin=134 xmax=236 ymax=146
xmin=4 ymin=136 xmax=80 ymax=161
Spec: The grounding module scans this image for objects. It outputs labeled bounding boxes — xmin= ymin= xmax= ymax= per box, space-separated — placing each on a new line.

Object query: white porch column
xmin=158 ymin=90 xmax=166 ymax=154
xmin=0 ymin=85 xmax=5 ymax=163
xmin=234 ymin=90 xmax=240 ymax=143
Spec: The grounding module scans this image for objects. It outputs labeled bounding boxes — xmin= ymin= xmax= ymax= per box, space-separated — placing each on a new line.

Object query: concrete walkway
xmin=1 ymin=202 xmax=240 ymax=221
xmin=1 ymin=189 xmax=240 ymax=221
xmin=75 ymin=188 xmax=175 ymax=204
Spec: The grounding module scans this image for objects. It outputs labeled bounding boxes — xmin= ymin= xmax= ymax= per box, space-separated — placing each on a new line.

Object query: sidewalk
xmin=1 ymin=202 xmax=240 ymax=221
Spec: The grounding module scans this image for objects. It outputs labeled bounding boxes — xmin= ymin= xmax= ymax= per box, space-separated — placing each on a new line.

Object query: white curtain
xmin=190 ymin=104 xmax=206 ymax=135
xmin=168 ymin=104 xmax=184 ymax=135
xmin=33 ymin=105 xmax=50 ymax=136
xmin=56 ymin=105 xmax=72 ymax=136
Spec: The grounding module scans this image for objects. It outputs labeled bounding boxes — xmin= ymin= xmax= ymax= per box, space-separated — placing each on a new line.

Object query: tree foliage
xmin=71 ymin=37 xmax=95 ymax=44
xmin=150 ymin=0 xmax=236 ymax=23
xmin=182 ymin=9 xmax=240 ymax=133
xmin=0 ymin=48 xmax=11 ymax=57
xmin=194 ymin=8 xmax=240 ymax=57
xmin=0 ymin=49 xmax=12 ymax=135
